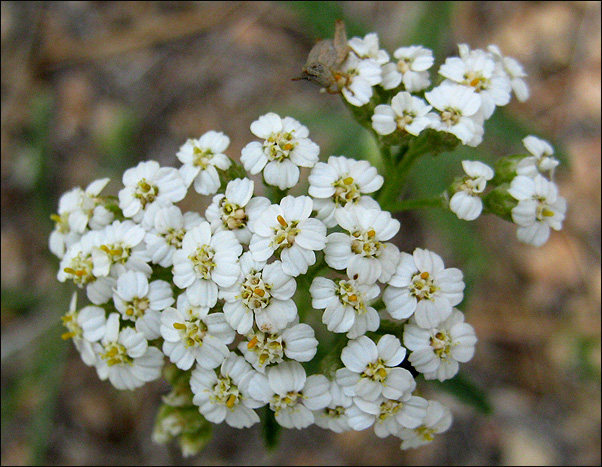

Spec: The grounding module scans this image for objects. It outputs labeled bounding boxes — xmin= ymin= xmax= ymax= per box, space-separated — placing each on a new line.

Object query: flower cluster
xmin=50 ymin=23 xmax=566 ymax=458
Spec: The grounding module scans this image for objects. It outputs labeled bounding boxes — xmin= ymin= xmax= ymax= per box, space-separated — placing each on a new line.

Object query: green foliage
xmin=430 ymin=372 xmax=493 ymax=415
xmin=260 ymin=406 xmax=282 ymax=451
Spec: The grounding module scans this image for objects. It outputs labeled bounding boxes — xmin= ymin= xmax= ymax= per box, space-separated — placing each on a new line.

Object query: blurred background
xmin=1 ymin=1 xmax=600 ymax=465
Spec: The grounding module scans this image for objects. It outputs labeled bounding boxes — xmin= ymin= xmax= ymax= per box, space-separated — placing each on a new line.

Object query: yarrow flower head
xmin=516 ymin=135 xmax=560 ymax=178
xmin=176 ymin=131 xmax=232 ymax=195
xmin=336 ymin=334 xmax=414 ymax=402
xmin=381 ymin=45 xmax=434 ymax=92
xmin=398 ymin=400 xmax=453 ymax=450
xmin=249 ymin=195 xmax=326 ymax=277
xmin=205 ymin=178 xmax=271 ymax=244
xmin=119 ymin=160 xmax=187 ymax=223
xmin=190 ymin=353 xmax=263 ymax=428
xmin=310 ymin=275 xmax=380 ymax=338
xmin=93 ymin=313 xmax=164 ymax=390
xmin=237 ymin=322 xmax=318 ymax=373
xmin=425 ymin=83 xmax=483 ymax=146
xmin=383 ymin=248 xmax=465 ymax=328
xmin=160 ymin=294 xmax=234 ymax=371
xmin=449 ymin=160 xmax=494 ymax=221
xmin=372 ymin=92 xmax=435 ymax=137
xmin=172 ymin=222 xmax=242 ymax=308
xmin=248 ymin=361 xmax=331 ymax=429
xmin=325 ymin=205 xmax=400 ymax=284
xmin=49 ymin=177 xmax=113 ymax=259
xmin=439 ymin=44 xmax=512 ymax=119
xmin=404 ymin=308 xmax=477 ymax=381
xmin=241 ymin=113 xmax=319 ymax=190
xmin=337 ymin=52 xmax=383 ymax=107
xmin=308 ymin=156 xmax=383 ymax=227
xmin=219 ymin=252 xmax=297 ymax=334
xmin=508 ymin=174 xmax=567 ymax=247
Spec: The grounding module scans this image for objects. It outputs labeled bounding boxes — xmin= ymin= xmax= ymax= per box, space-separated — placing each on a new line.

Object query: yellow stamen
xmin=173 ymin=322 xmax=187 ymax=330
xmin=343 ymin=176 xmax=354 ymax=185
xmin=277 ymin=215 xmax=288 ymax=227
xmin=50 ymin=214 xmax=62 ymax=223
xmin=367 ymin=229 xmax=376 ymax=238
xmin=470 ymin=77 xmax=480 ymax=87
xmin=226 ymin=394 xmax=236 ymax=408
xmin=61 ymin=331 xmax=75 ymax=340
xmin=64 ymin=267 xmax=76 ymax=275
xmin=420 ymin=271 xmax=429 ymax=280
xmin=254 ymin=288 xmax=265 ymax=297
xmin=248 ymin=336 xmax=258 ymax=349
xmin=348 ymin=294 xmax=357 ymax=302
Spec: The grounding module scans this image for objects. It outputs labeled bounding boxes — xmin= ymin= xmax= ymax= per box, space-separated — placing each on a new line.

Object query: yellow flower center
xmin=410 ymin=271 xmax=439 ymax=302
xmin=362 ymin=359 xmax=389 ymax=382
xmin=101 ymin=342 xmax=133 ymax=367
xmin=350 ymin=229 xmax=381 ymax=258
xmin=333 ymin=176 xmax=360 ymax=206
xmin=173 ymin=319 xmax=208 ymax=348
xmin=220 ymin=199 xmax=247 ymax=230
xmin=63 ymin=252 xmax=95 ymax=286
xmin=135 ymin=178 xmax=159 ymax=207
xmin=189 ymin=245 xmax=215 ymax=279
xmin=264 ymin=132 xmax=297 ymax=162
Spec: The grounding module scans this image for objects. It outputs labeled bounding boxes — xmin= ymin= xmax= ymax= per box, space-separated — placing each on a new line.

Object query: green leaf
xmin=431 ymin=372 xmax=493 ymax=414
xmin=260 ymin=406 xmax=281 ymax=451
xmin=283 ymin=1 xmax=367 ymax=39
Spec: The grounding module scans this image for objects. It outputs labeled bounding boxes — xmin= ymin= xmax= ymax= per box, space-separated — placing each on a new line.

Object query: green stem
xmin=265 ymin=185 xmax=288 ymax=204
xmin=388 ymin=195 xmax=447 ymax=212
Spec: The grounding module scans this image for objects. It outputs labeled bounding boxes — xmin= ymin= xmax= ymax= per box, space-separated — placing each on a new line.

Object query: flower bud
xmin=482 ymin=184 xmax=518 ymax=221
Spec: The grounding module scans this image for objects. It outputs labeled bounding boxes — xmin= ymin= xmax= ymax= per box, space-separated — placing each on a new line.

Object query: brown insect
xmin=294 ymin=19 xmax=351 ymax=93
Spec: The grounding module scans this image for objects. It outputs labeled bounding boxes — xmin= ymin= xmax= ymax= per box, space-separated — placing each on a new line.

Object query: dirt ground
xmin=1 ymin=2 xmax=600 ymax=465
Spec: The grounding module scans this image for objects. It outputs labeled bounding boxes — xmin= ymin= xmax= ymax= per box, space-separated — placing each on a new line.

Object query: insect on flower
xmin=294 ymin=19 xmax=350 ymax=93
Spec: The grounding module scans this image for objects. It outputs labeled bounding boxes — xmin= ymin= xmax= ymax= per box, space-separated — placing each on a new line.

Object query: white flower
xmin=237 ymin=322 xmax=318 ymax=372
xmin=160 ymin=294 xmax=234 ymax=370
xmin=372 ymin=92 xmax=435 ymax=137
xmin=487 ymin=44 xmax=529 ymax=102
xmin=49 ymin=178 xmax=114 ymax=258
xmin=113 ymin=270 xmax=174 ymax=340
xmin=508 ymin=174 xmax=567 ymax=247
xmin=348 ymin=32 xmax=390 ymax=65
xmin=205 ymin=178 xmax=271 ymax=244
xmin=313 ymin=380 xmax=354 ymax=433
xmin=190 ymin=353 xmax=262 ymax=428
xmin=516 ymin=135 xmax=559 ymax=178
xmin=172 ymin=222 xmax=242 ymax=307
xmin=381 ymin=45 xmax=434 ymax=92
xmin=118 ymin=160 xmax=187 ymax=221
xmin=439 ymin=44 xmax=512 ymax=119
xmin=308 ymin=156 xmax=383 ymax=227
xmin=61 ymin=292 xmax=107 ymax=366
xmin=220 ymin=252 xmax=297 ymax=334
xmin=425 ymin=83 xmax=483 ymax=146
xmin=310 ymin=275 xmax=380 ymax=338
xmin=404 ymin=309 xmax=477 ymax=381
xmin=398 ymin=400 xmax=452 ymax=450
xmin=249 ymin=196 xmax=326 ymax=277
xmin=93 ymin=313 xmax=164 ymax=390
xmin=176 ymin=131 xmax=232 ymax=195
xmin=449 ymin=160 xmax=494 ymax=221
xmin=248 ymin=361 xmax=331 ymax=429
xmin=240 ymin=113 xmax=319 ymax=190
xmin=144 ymin=206 xmax=203 ymax=268
xmin=335 ymin=334 xmax=413 ymax=402
xmin=324 ymin=205 xmax=400 ymax=284
xmin=383 ymin=248 xmax=465 ymax=328
xmin=92 ymin=220 xmax=152 ymax=277
xmin=338 ymin=52 xmax=382 ymax=107
xmin=347 ymin=394 xmax=429 ymax=437
xmin=57 ymin=231 xmax=116 ymax=305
